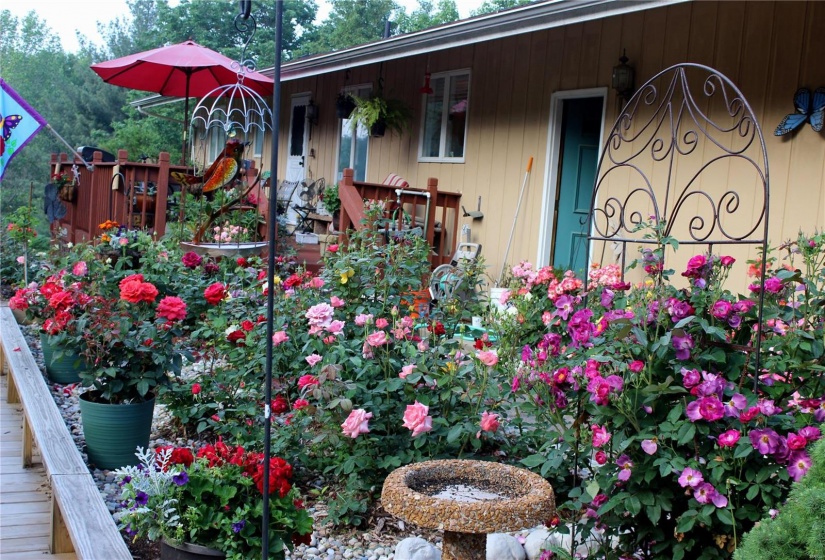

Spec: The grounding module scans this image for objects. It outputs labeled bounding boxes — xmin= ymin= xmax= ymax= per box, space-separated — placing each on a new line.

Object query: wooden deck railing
xmin=0 ymin=306 xmax=131 ymax=559
xmin=50 ymin=151 xmax=264 ymax=243
xmin=338 ymin=168 xmax=462 ymax=267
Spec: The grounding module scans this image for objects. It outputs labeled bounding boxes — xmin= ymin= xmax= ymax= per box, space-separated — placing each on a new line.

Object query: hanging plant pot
xmin=79 ymin=391 xmax=155 ymax=469
xmin=370 ymin=121 xmax=387 ymax=138
xmin=161 ymin=539 xmax=226 ymax=560
xmin=40 ymin=333 xmax=87 ymax=384
xmin=336 ymin=95 xmax=356 ymax=119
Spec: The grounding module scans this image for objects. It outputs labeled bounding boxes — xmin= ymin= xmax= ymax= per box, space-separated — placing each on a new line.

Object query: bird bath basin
xmin=382 ymin=459 xmax=554 ymax=560
xmin=180 ymin=241 xmax=268 ymax=258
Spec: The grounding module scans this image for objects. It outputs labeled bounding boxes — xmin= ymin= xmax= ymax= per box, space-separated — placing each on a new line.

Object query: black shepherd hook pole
xmin=262 ymin=0 xmax=283 ymax=559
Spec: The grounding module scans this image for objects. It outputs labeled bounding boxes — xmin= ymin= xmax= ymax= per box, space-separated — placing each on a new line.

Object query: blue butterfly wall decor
xmin=774 ymin=87 xmax=825 ymax=136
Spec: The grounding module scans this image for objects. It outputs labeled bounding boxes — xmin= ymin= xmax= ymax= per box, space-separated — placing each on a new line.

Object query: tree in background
xmin=395 ymin=0 xmax=459 ymax=34
xmin=470 ymin=0 xmax=537 ymax=17
xmin=298 ymin=0 xmax=400 ymax=57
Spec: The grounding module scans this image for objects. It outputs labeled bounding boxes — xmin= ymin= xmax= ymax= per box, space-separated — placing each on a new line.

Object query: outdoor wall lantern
xmin=612 ymin=50 xmax=635 ymax=103
xmin=305 ymin=100 xmax=319 ymax=126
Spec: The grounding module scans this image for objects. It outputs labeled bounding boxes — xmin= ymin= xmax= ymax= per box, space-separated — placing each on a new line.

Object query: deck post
xmin=156 ymin=152 xmax=171 ymax=237
xmin=50 ymin=497 xmax=73 ymax=554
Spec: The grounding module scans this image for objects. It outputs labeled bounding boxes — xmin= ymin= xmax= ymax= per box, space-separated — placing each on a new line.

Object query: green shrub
xmin=734 ymin=431 xmax=825 ymax=560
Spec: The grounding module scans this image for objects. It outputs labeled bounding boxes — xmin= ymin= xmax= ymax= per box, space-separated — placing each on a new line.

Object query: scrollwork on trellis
xmin=588 ymin=63 xmax=768 ymax=246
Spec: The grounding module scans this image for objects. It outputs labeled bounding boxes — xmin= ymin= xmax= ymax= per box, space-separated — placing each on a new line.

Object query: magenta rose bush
xmin=495 ymin=230 xmax=824 ymax=559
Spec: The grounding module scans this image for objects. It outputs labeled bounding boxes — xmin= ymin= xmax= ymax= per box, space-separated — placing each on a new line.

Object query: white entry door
xmin=285 ymin=93 xmax=311 ymax=224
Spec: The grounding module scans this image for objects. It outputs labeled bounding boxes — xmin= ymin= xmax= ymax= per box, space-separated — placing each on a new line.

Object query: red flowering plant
xmin=113 ymin=443 xmax=312 ymax=559
xmin=501 ymin=228 xmax=824 ymax=559
xmin=73 ymin=273 xmax=190 ymax=404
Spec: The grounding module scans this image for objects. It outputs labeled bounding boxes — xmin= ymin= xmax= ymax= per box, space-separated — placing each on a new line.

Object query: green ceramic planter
xmin=40 ymin=333 xmax=87 ymax=384
xmin=161 ymin=539 xmax=226 ymax=560
xmin=79 ymin=392 xmax=155 ymax=470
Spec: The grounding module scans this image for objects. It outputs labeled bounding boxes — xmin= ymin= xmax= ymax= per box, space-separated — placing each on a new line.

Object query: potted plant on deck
xmin=114 ymin=444 xmax=313 ymax=560
xmin=75 ymin=274 xmax=190 ymax=469
xmin=349 ymin=93 xmax=412 ymax=138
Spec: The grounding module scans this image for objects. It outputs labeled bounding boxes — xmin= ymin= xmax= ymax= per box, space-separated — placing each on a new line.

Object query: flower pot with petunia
xmin=114 ymin=444 xmax=313 ymax=560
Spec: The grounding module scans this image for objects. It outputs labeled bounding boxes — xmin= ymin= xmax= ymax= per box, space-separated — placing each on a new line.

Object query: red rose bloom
xmin=271 ymin=395 xmax=290 ymax=414
xmin=181 ymin=251 xmax=202 ymax=269
xmin=138 ymin=282 xmax=159 ymax=303
xmin=227 ymin=330 xmax=247 ymax=345
xmin=118 ymin=274 xmax=145 ymax=290
xmin=241 ymin=320 xmax=255 ymax=332
xmin=156 ymin=296 xmax=187 ymax=322
xmin=236 ymin=257 xmax=248 ymax=267
xmin=204 ymin=283 xmax=227 ymax=305
xmin=119 ymin=279 xmax=145 ymax=303
xmin=48 ymin=290 xmax=73 ymax=311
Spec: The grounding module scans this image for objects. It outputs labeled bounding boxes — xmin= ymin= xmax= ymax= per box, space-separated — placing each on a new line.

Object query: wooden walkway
xmin=0 ymin=374 xmax=76 ymax=560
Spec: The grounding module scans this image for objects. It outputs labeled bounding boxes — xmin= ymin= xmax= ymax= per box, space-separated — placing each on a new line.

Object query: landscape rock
xmin=394 ymin=537 xmax=441 ymax=560
xmin=487 ymin=533 xmax=526 ymax=560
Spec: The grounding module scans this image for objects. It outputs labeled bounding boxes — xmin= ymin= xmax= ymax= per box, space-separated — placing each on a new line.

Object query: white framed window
xmin=253 ymin=128 xmax=264 ymax=158
xmin=336 ymin=84 xmax=372 ymax=182
xmin=418 ymin=69 xmax=470 ymax=163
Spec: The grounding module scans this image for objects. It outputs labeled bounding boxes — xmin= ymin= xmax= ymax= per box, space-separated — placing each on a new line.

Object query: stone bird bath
xmin=382 ymin=459 xmax=555 ymax=560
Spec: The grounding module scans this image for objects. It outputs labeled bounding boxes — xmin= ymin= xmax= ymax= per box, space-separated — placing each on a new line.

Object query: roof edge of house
xmin=267 ymin=0 xmax=690 ymax=82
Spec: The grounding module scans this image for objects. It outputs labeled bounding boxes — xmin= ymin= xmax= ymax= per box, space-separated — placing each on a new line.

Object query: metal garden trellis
xmin=583 ymin=63 xmax=770 ymax=383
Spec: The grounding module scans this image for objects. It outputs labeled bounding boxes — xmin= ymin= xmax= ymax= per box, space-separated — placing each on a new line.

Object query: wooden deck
xmin=0 ymin=374 xmax=76 ymax=560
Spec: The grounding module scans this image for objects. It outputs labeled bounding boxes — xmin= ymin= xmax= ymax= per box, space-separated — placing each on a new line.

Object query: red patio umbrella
xmin=91 ymin=40 xmax=274 ymax=158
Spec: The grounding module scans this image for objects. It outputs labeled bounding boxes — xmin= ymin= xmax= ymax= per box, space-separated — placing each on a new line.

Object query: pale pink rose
xmin=355 ymin=313 xmax=373 ymax=327
xmin=403 ymin=401 xmax=433 ymax=438
xmin=308 ymin=277 xmax=325 ymax=289
xmin=401 ymin=316 xmax=414 ymax=328
xmin=400 ymin=364 xmax=415 ymax=379
xmin=119 ymin=237 xmax=129 ymax=246
xmin=341 ymin=408 xmax=373 ymax=439
xmin=417 ymin=340 xmax=429 ymax=352
xmin=305 ymin=303 xmax=334 ymax=328
xmin=272 ymin=331 xmax=289 ymax=345
xmin=541 ymin=311 xmax=553 ymax=325
xmin=305 ymin=354 xmax=322 ymax=366
xmin=72 ymin=261 xmax=88 ymax=276
xmin=16 ymin=256 xmax=26 ymax=264
xmin=375 ymin=317 xmax=389 ymax=329
xmin=500 ymin=290 xmax=511 ymax=304
xmin=480 ymin=411 xmax=500 ymax=433
xmin=477 ymin=350 xmax=499 ymax=367
xmin=326 ymin=320 xmax=345 ymax=335
xmin=366 ymin=331 xmax=388 ymax=347
xmin=641 ymin=439 xmax=658 ymax=455
xmin=329 ymin=295 xmax=345 ymax=308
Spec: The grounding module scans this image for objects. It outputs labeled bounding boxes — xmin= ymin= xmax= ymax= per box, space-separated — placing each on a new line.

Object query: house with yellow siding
xmin=252 ymin=0 xmax=823 ymax=288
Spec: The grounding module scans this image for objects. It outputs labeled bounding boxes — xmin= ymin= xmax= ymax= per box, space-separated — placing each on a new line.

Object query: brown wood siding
xmin=263 ymin=1 xmax=824 ymax=287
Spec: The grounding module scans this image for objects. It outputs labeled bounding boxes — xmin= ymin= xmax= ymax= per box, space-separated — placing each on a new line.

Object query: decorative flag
xmin=0 ymin=78 xmax=47 ymax=183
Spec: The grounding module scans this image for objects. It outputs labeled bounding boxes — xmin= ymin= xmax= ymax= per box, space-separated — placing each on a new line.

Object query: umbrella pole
xmin=181 ymin=72 xmax=190 ymax=165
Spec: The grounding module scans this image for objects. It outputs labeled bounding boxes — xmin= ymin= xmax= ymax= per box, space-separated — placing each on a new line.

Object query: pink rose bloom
xmin=327 ymin=244 xmax=339 ymax=253
xmin=292 ymin=398 xmax=309 ymax=410
xmin=119 ymin=237 xmax=129 ymax=246
xmin=591 ymin=424 xmax=611 ymax=448
xmin=480 ymin=411 xmax=500 ymax=433
xmin=628 ymin=360 xmax=645 ymax=373
xmin=297 ymin=375 xmax=319 ymax=389
xmin=678 ymin=467 xmax=704 ymax=488
xmin=499 ymin=290 xmax=510 ymax=304
xmin=402 ymin=401 xmax=433 ymax=438
xmin=305 ymin=354 xmax=322 ymax=367
xmin=308 ymin=277 xmax=325 ymax=289
xmin=16 ymin=256 xmax=26 ymax=264
xmin=720 ymin=256 xmax=736 ymax=267
xmin=786 ymin=433 xmax=807 ymax=450
xmin=417 ymin=340 xmax=429 ymax=352
xmin=329 ymin=295 xmax=345 ymax=307
xmin=341 ymin=408 xmax=373 ymax=439
xmin=763 ymin=276 xmax=783 ymax=294
xmin=594 ymin=450 xmax=607 ymax=465
xmin=477 ymin=350 xmax=499 ymax=367
xmin=355 ymin=313 xmax=373 ymax=327
xmin=72 ymin=261 xmax=88 ymax=276
xmin=375 ymin=317 xmax=389 ymax=329
xmin=399 ymin=364 xmax=415 ymax=379
xmin=641 ymin=439 xmax=658 ymax=455
xmin=272 ymin=331 xmax=289 ymax=345
xmin=366 ymin=331 xmax=388 ymax=347
xmin=718 ymin=429 xmax=741 ymax=448
xmin=156 ymin=296 xmax=187 ymax=322
xmin=305 ymin=303 xmax=334 ymax=328
xmin=326 ymin=320 xmax=346 ymax=335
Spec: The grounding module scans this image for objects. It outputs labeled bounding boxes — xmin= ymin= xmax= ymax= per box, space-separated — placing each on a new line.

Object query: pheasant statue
xmin=172 ymin=139 xmax=246 ymax=194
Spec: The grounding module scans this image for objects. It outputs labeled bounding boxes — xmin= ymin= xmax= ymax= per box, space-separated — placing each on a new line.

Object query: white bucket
xmin=489 ymin=287 xmax=509 ymax=313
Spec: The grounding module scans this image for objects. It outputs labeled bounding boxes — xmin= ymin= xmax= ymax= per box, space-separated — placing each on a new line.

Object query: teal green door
xmin=552 ymin=97 xmax=602 ymax=275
